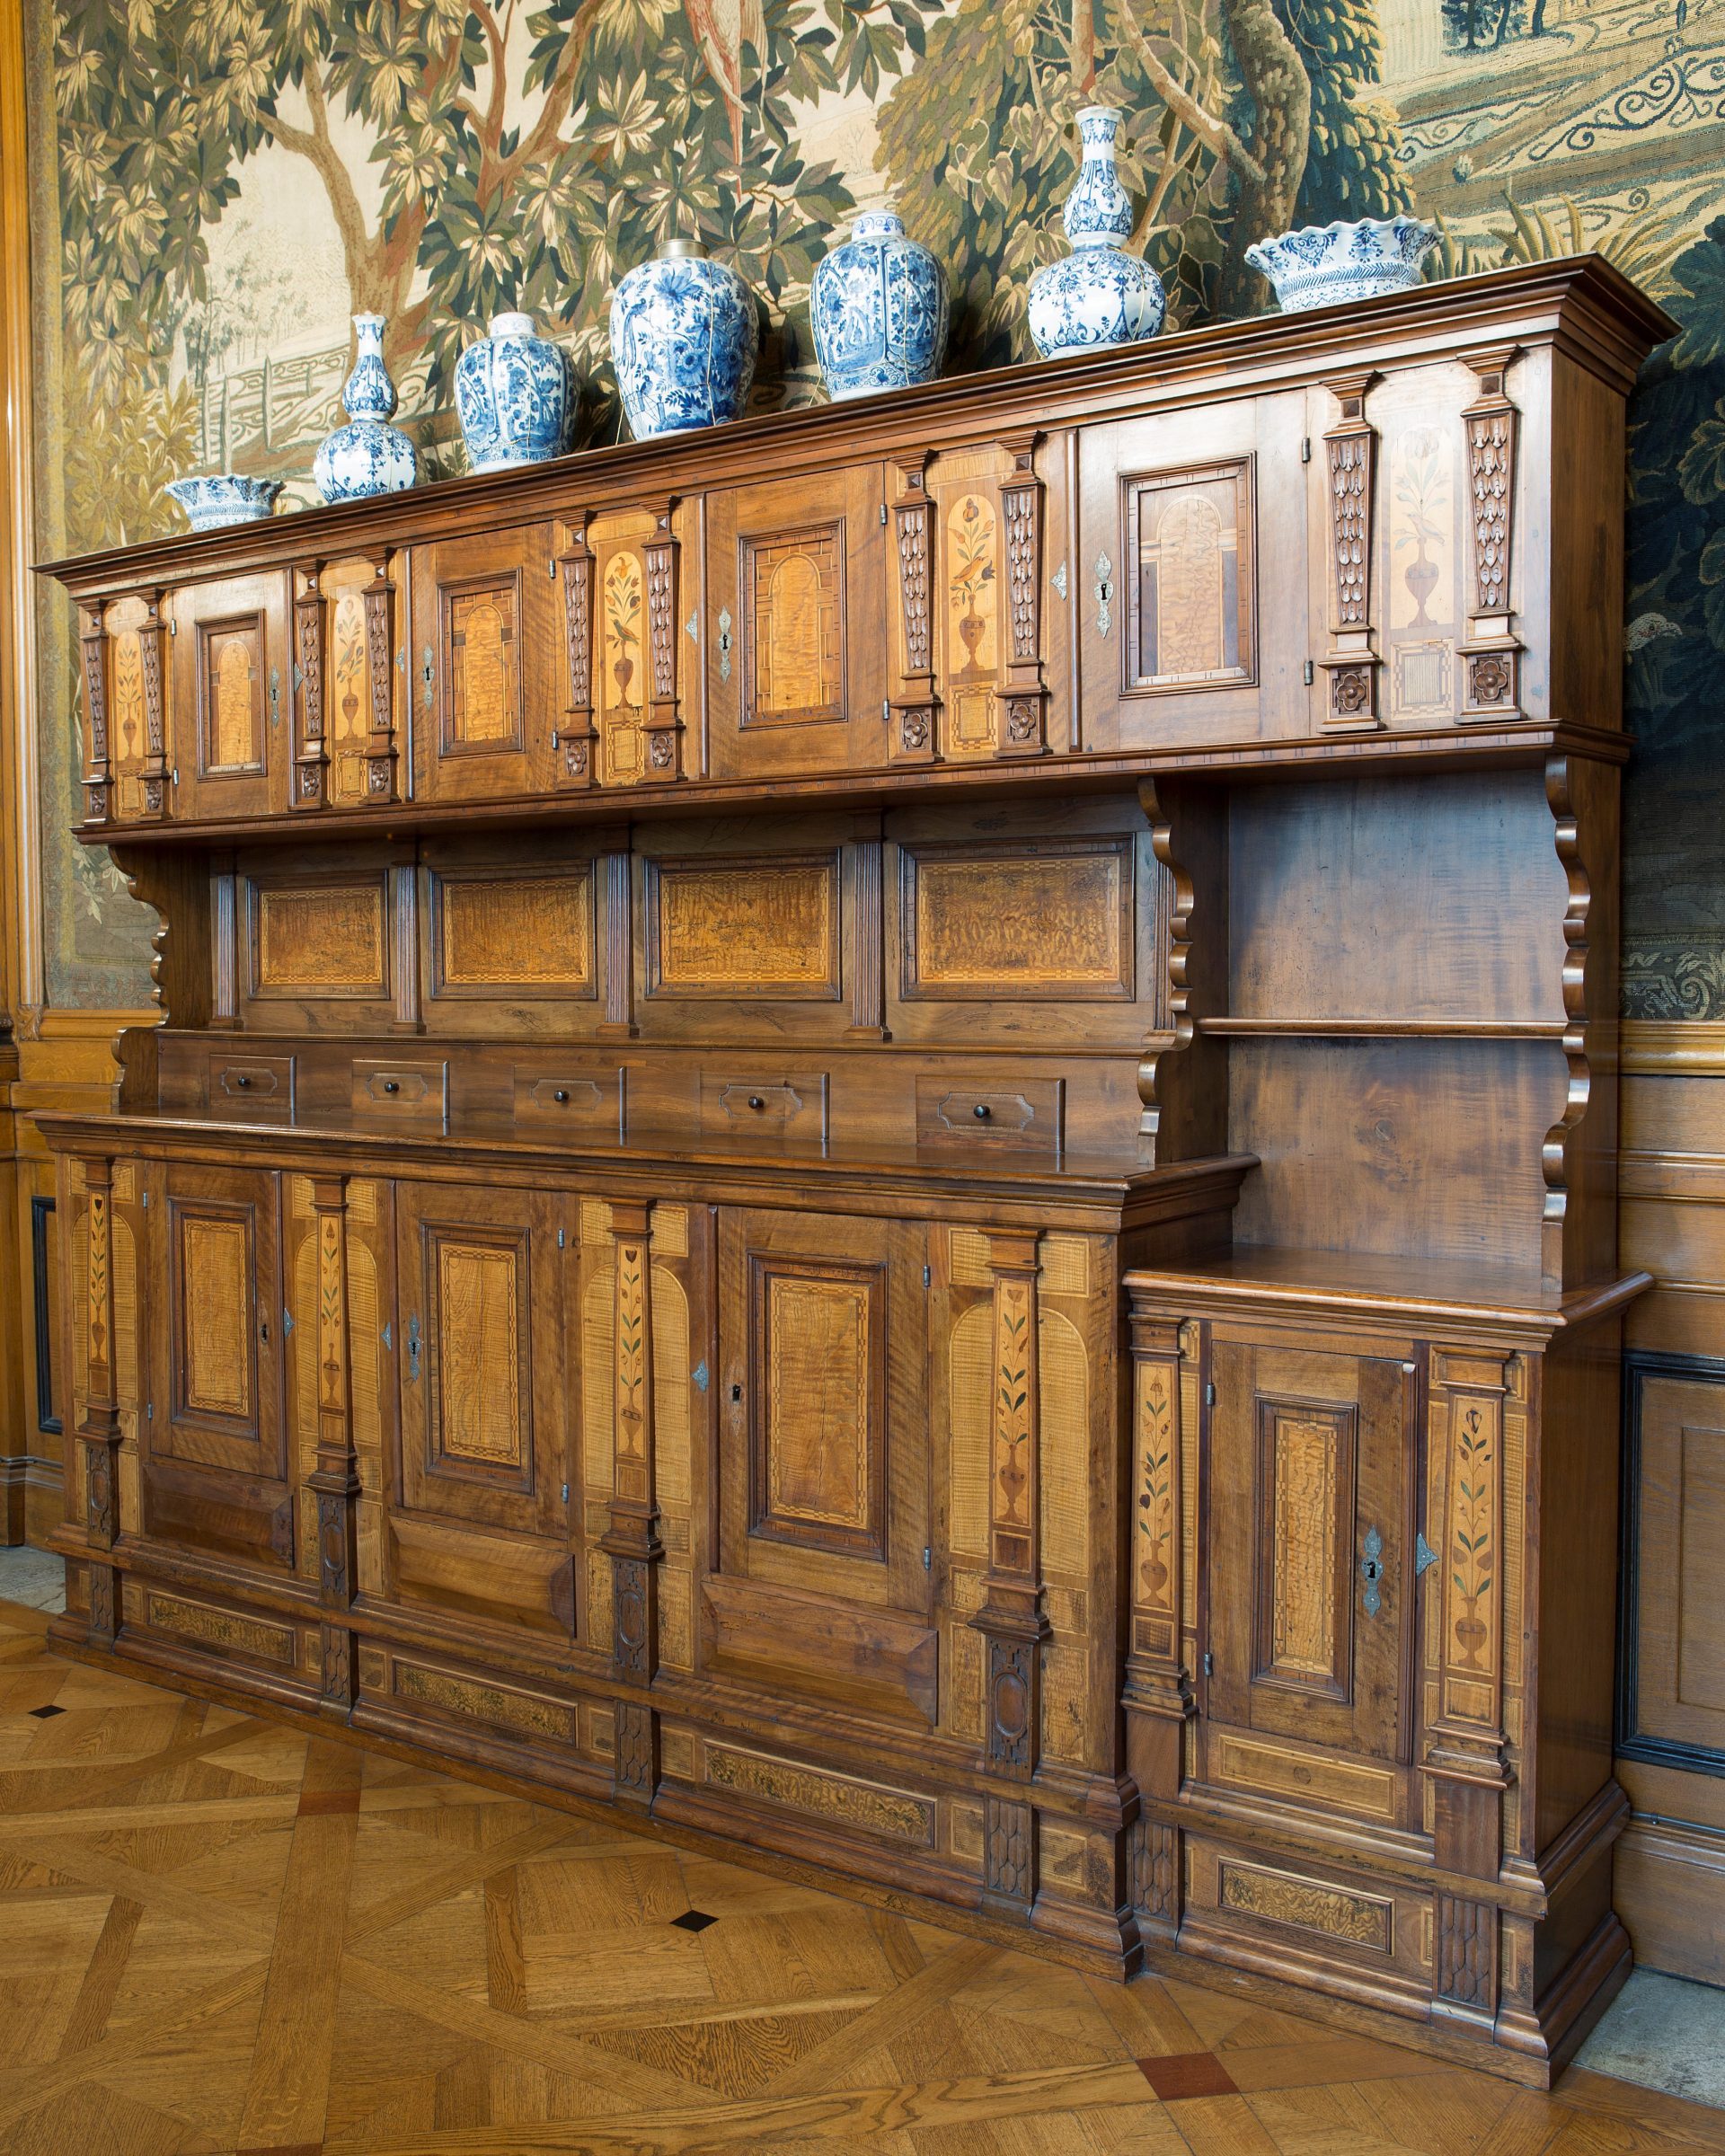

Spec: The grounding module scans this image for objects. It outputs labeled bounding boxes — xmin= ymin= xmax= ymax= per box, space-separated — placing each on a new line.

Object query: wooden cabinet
xmin=411 ymin=524 xmax=562 ymax=801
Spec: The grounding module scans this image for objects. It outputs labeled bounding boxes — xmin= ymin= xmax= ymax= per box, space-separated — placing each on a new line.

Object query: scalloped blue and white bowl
xmin=165 ymin=474 xmax=283 ymax=532
xmin=1244 ymin=216 xmax=1439 ymax=314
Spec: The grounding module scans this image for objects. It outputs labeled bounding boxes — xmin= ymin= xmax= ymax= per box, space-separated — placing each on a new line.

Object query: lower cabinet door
xmin=710 ymin=1206 xmax=935 ymax=1726
xmin=1204 ymin=1332 xmax=1416 ymax=1814
xmin=392 ymin=1182 xmax=575 ymax=1632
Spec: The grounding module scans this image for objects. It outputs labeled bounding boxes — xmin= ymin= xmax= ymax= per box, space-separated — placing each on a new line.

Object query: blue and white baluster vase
xmin=609 ymin=237 xmax=758 ymax=439
xmin=456 ymin=311 xmax=579 ymax=471
xmin=313 ymin=312 xmax=419 ymax=502
xmin=810 ymin=210 xmax=949 ymax=402
xmin=1026 ymin=106 xmax=1166 ymax=361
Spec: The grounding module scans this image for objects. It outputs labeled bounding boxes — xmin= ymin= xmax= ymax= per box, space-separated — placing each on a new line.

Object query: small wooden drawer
xmin=350 ymin=1057 xmax=449 ymax=1132
xmin=208 ymin=1052 xmax=295 ymax=1122
xmin=511 ymin=1064 xmax=624 ymax=1138
xmin=699 ymin=1070 xmax=828 ymax=1144
xmin=915 ymin=1076 xmax=1064 ymax=1156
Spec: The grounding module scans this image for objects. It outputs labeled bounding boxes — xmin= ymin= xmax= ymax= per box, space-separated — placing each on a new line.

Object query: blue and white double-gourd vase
xmin=313 ymin=313 xmax=418 ymax=503
xmin=1244 ymin=216 xmax=1440 ymax=314
xmin=810 ymin=210 xmax=949 ymax=402
xmin=609 ymin=238 xmax=758 ymax=440
xmin=1027 ymin=106 xmax=1166 ymax=362
xmin=455 ymin=311 xmax=578 ymax=471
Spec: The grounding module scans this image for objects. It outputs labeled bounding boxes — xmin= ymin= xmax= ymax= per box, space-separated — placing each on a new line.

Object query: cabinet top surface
xmin=36 ymin=256 xmax=1671 ymax=602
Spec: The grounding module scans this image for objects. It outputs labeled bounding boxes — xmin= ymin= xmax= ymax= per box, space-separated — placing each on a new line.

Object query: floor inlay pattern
xmin=2 ymin=1595 xmax=1722 ymax=2155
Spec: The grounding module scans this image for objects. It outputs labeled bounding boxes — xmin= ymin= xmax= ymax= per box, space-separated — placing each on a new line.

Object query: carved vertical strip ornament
xmin=970 ymin=1228 xmax=1048 ymax=1915
xmin=305 ymin=1176 xmax=359 ymax=1710
xmin=391 ymin=861 xmax=421 ymax=1033
xmin=209 ymin=862 xmax=239 ymax=1028
xmin=995 ymin=431 xmax=1049 ymax=756
xmin=79 ymin=1160 xmax=121 ymax=1641
xmin=79 ymin=604 xmax=111 ymax=826
xmin=641 ymin=507 xmax=683 ymax=779
xmin=1318 ymin=372 xmax=1382 ymax=731
xmin=136 ymin=590 xmax=171 ymax=817
xmin=555 ymin=517 xmax=598 ymax=788
xmin=292 ymin=565 xmax=328 ymax=808
xmin=889 ymin=454 xmax=941 ymax=763
xmin=603 ymin=1198 xmax=663 ymax=1808
xmin=845 ymin=829 xmax=888 ymax=1039
xmin=599 ymin=849 xmax=637 ymax=1038
xmin=1423 ymin=1348 xmax=1514 ymax=1884
xmin=361 ymin=557 xmax=399 ymax=800
xmin=1459 ymin=347 xmax=1523 ymax=721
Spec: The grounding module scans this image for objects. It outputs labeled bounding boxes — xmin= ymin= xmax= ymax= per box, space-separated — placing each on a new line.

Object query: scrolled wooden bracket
xmin=1317 ymin=371 xmax=1383 ymax=732
xmin=292 ymin=562 xmax=329 ymax=810
xmin=888 ymin=452 xmax=942 ymax=764
xmin=1458 ymin=344 xmax=1523 ymax=723
xmin=554 ymin=514 xmax=599 ymax=789
xmin=995 ymin=430 xmax=1049 ymax=758
xmin=641 ymin=506 xmax=685 ymax=782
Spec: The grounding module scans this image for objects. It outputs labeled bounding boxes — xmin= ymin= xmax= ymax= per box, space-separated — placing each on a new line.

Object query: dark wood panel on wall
xmin=31 ymin=1195 xmax=59 ymax=1437
xmin=31 ymin=261 xmax=1677 ymax=2089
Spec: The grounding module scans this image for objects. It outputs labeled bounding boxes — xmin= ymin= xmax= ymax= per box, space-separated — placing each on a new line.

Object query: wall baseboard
xmin=1615 ymin=1813 xmax=1725 ymax=1987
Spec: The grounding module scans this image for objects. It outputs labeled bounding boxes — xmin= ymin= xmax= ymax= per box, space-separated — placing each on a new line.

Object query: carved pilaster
xmin=361 ymin=558 xmax=400 ymax=800
xmin=1459 ymin=347 xmax=1523 ymax=722
xmin=209 ymin=862 xmax=239 ymax=1029
xmin=598 ymin=849 xmax=637 ymax=1038
xmin=995 ymin=432 xmax=1049 ymax=757
xmin=1318 ymin=372 xmax=1382 ymax=731
xmin=845 ymin=829 xmax=888 ymax=1040
xmin=132 ymin=590 xmax=171 ymax=819
xmin=641 ymin=508 xmax=684 ymax=781
xmin=889 ymin=454 xmax=941 ymax=764
xmin=602 ymin=1198 xmax=663 ymax=1808
xmin=292 ymin=564 xmax=329 ymax=809
xmin=1423 ymin=1348 xmax=1516 ymax=1880
xmin=554 ymin=517 xmax=598 ymax=788
xmin=305 ymin=1175 xmax=359 ymax=1712
xmin=79 ymin=603 xmax=111 ymax=827
xmin=79 ymin=1158 xmax=122 ymax=1644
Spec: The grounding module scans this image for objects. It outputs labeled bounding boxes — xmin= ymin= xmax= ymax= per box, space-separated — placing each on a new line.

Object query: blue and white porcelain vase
xmin=1027 ymin=106 xmax=1166 ymax=362
xmin=455 ymin=311 xmax=578 ymax=471
xmin=165 ymin=474 xmax=282 ymax=531
xmin=1244 ymin=216 xmax=1439 ymax=314
xmin=609 ymin=238 xmax=758 ymax=440
xmin=809 ymin=210 xmax=948 ymax=402
xmin=313 ymin=313 xmax=418 ymax=502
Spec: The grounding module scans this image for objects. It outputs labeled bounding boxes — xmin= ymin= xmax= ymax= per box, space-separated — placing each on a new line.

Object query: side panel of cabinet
xmin=171 ymin=571 xmax=293 ymax=821
xmin=411 ymin=525 xmax=560 ymax=801
xmin=705 ymin=466 xmax=887 ymax=779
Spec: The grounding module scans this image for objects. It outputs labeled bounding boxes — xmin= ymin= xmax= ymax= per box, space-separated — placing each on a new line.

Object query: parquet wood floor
xmin=2 ymin=1595 xmax=1721 ymax=2156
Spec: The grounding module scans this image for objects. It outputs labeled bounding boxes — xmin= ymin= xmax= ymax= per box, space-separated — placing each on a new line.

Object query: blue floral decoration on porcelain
xmin=164 ymin=474 xmax=282 ymax=531
xmin=456 ymin=311 xmax=579 ymax=471
xmin=1244 ymin=216 xmax=1440 ymax=314
xmin=1027 ymin=105 xmax=1165 ymax=361
xmin=810 ymin=209 xmax=949 ymax=402
xmin=609 ymin=240 xmax=758 ymax=439
xmin=313 ymin=312 xmax=419 ymax=502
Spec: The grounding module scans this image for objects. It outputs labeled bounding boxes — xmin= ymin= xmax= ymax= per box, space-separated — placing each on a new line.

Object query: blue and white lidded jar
xmin=313 ymin=313 xmax=419 ymax=503
xmin=455 ymin=312 xmax=579 ymax=472
xmin=609 ymin=238 xmax=758 ymax=440
xmin=1026 ymin=106 xmax=1166 ymax=362
xmin=809 ymin=210 xmax=949 ymax=402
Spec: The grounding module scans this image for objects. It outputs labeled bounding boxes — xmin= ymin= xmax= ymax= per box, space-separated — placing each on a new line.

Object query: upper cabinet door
xmin=170 ymin=570 xmax=294 ymax=823
xmin=411 ymin=524 xmax=560 ymax=802
xmin=705 ymin=464 xmax=887 ymax=781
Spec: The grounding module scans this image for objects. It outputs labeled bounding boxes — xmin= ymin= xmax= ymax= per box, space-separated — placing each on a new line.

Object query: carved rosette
xmin=361 ymin=560 xmax=400 ymax=800
xmin=292 ymin=565 xmax=329 ymax=809
xmin=79 ymin=604 xmax=111 ymax=826
xmin=889 ymin=454 xmax=941 ymax=763
xmin=641 ymin=508 xmax=684 ymax=780
xmin=1317 ymin=373 xmax=1382 ymax=730
xmin=1459 ymin=347 xmax=1523 ymax=722
xmin=995 ymin=432 xmax=1049 ymax=757
xmin=554 ymin=518 xmax=598 ymax=789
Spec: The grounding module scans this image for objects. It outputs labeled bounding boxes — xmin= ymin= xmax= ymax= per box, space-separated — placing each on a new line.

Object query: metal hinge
xmin=1304 ymin=659 xmax=1314 ymax=685
xmin=168 ymin=618 xmax=177 ymax=636
xmin=562 ymin=1481 xmax=570 ymax=1502
xmin=283 ymin=1307 xmax=294 ymax=1336
xmin=923 ymin=1265 xmax=932 ymax=1288
xmin=382 ymin=1321 xmax=392 ymax=1350
xmin=557 ymin=1226 xmax=566 ymax=1249
xmin=1205 ymin=1382 xmax=1216 ymax=1406
xmin=1302 ymin=436 xmax=1312 ymax=464
xmin=923 ymin=1546 xmax=931 ymax=1570
xmin=140 ymin=1190 xmax=148 ymax=1208
xmin=146 ymin=1401 xmax=154 ymax=1421
xmin=692 ymin=1360 xmax=709 ymax=1392
xmin=1202 ymin=1649 xmax=1213 ymax=1676
xmin=880 ymin=502 xmax=889 ymax=526
xmin=1415 ymin=1532 xmax=1438 ymax=1577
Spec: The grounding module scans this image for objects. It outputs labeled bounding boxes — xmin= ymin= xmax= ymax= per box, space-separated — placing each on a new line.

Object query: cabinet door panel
xmin=411 ymin=526 xmax=560 ymax=801
xmin=394 ymin=1183 xmax=570 ymax=1546
xmin=1207 ymin=1339 xmax=1413 ymax=1775
xmin=171 ymin=571 xmax=293 ymax=821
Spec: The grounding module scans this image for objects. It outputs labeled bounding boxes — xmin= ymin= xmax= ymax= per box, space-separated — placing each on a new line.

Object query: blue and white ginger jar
xmin=313 ymin=312 xmax=418 ymax=503
xmin=1027 ymin=106 xmax=1166 ymax=362
xmin=810 ymin=210 xmax=949 ymax=402
xmin=609 ymin=238 xmax=758 ymax=440
xmin=1244 ymin=216 xmax=1439 ymax=314
xmin=164 ymin=473 xmax=282 ymax=531
xmin=456 ymin=311 xmax=578 ymax=472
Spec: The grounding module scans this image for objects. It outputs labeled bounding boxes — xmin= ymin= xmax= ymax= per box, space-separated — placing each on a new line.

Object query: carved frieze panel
xmin=1217 ymin=1858 xmax=1394 ymax=1952
xmin=703 ymin=1742 xmax=935 ymax=1847
xmin=748 ymin=1255 xmax=884 ymax=1559
xmin=645 ymin=853 xmax=841 ymax=1000
xmin=1122 ymin=460 xmax=1256 ymax=694
xmin=394 ymin=1657 xmax=575 ymax=1744
xmin=146 ymin=1591 xmax=296 ymax=1667
xmin=249 ymin=878 xmax=388 ymax=998
xmin=432 ymin=867 xmax=596 ymax=997
xmin=900 ymin=836 xmax=1134 ymax=1001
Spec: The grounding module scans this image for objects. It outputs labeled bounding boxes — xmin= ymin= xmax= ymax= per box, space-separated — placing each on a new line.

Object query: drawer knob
xmin=973 ymin=1101 xmax=993 ymax=1120
xmin=234 ymin=1074 xmax=250 ymax=1089
xmin=748 ymin=1094 xmax=765 ymax=1111
xmin=553 ymin=1088 xmax=570 ymax=1104
xmin=383 ymin=1079 xmax=400 ymax=1095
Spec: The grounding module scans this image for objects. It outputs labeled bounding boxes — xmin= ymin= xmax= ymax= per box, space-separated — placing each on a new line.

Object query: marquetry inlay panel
xmin=1254 ymin=1398 xmax=1354 ymax=1696
xmin=600 ymin=550 xmax=647 ymax=782
xmin=1217 ymin=1858 xmax=1393 ymax=1952
xmin=433 ymin=1240 xmax=525 ymax=1470
xmin=647 ymin=854 xmax=840 ymax=998
xmin=178 ymin=1214 xmax=252 ymax=1418
xmin=751 ymin=1259 xmax=883 ymax=1557
xmin=435 ymin=870 xmax=594 ymax=994
xmin=393 ymin=1658 xmax=575 ymax=1744
xmin=703 ymin=1743 xmax=934 ymax=1847
xmin=742 ymin=524 xmax=845 ymax=727
xmin=442 ymin=577 xmax=522 ymax=751
xmin=945 ymin=491 xmax=999 ymax=755
xmin=199 ymin=615 xmax=264 ymax=773
xmin=948 ymin=1303 xmax=1088 ymax=1581
xmin=902 ymin=838 xmax=1133 ymax=999
xmin=323 ymin=559 xmax=392 ymax=805
xmin=1123 ymin=461 xmax=1255 ymax=692
xmin=252 ymin=880 xmax=387 ymax=997
xmin=145 ymin=1592 xmax=296 ymax=1666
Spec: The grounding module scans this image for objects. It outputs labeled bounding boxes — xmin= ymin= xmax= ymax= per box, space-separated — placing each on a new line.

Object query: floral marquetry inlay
xmin=1135 ymin=1360 xmax=1176 ymax=1630
xmin=946 ymin=492 xmax=998 ymax=754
